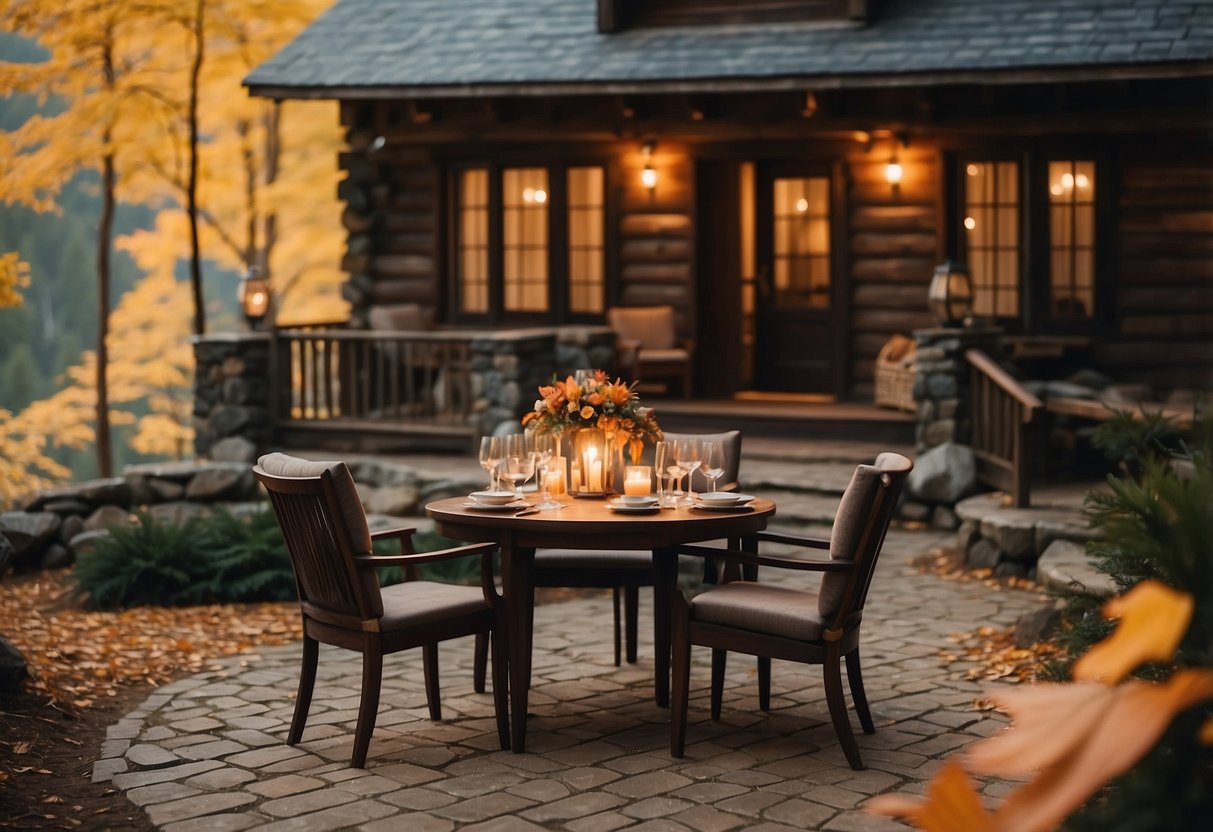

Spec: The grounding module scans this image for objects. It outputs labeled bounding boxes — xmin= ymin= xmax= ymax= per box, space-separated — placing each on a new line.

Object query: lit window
xmin=457 ymin=169 xmax=490 ymax=314
xmin=1048 ymin=160 xmax=1095 ymax=320
xmin=773 ymin=176 xmax=830 ymax=309
xmin=567 ymin=167 xmax=605 ymax=314
xmin=503 ymin=168 xmax=549 ymax=313
xmin=963 ymin=161 xmax=1020 ymax=319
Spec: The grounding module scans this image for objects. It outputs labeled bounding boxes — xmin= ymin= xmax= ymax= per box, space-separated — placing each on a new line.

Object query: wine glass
xmin=674 ymin=438 xmax=702 ymax=506
xmin=532 ymin=434 xmax=562 ymax=510
xmin=701 ymin=440 xmax=725 ymax=493
xmin=661 ymin=442 xmax=685 ymax=508
xmin=478 ymin=435 xmax=503 ymax=492
xmin=654 ymin=441 xmax=671 ymax=507
xmin=502 ymin=434 xmax=536 ymax=501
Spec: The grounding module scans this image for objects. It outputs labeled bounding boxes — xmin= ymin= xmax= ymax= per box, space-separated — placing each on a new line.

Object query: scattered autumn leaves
xmin=0 ymin=570 xmax=302 ymax=711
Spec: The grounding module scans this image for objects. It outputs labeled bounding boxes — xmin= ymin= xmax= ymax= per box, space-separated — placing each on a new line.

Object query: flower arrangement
xmin=521 ymin=370 xmax=663 ymax=463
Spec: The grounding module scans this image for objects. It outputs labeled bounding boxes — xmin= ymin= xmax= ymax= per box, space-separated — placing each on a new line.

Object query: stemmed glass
xmin=701 ymin=440 xmax=725 ymax=493
xmin=674 ymin=438 xmax=702 ymax=506
xmin=532 ymin=434 xmax=563 ymax=510
xmin=660 ymin=441 xmax=685 ymax=507
xmin=478 ymin=435 xmax=503 ymax=492
xmin=502 ymin=434 xmax=536 ymax=502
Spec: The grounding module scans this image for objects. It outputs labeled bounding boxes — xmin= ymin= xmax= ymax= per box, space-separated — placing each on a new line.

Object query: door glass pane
xmin=773 ymin=176 xmax=830 ymax=309
xmin=1048 ymin=160 xmax=1095 ymax=319
xmin=964 ymin=161 xmax=1020 ymax=318
xmin=567 ymin=167 xmax=604 ymax=314
xmin=457 ymin=169 xmax=489 ymax=314
xmin=503 ymin=167 xmax=549 ymax=312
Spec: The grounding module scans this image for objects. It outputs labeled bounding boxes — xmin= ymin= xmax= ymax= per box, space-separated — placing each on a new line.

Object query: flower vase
xmin=571 ymin=427 xmax=619 ymax=497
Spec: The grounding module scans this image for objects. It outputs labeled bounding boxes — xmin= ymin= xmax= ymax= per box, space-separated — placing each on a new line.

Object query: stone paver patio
xmin=94 ymin=523 xmax=1049 ymax=832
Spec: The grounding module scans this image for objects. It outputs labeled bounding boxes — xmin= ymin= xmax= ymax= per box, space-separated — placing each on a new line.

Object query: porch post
xmin=912 ymin=326 xmax=1002 ymax=452
xmin=192 ymin=332 xmax=273 ymax=458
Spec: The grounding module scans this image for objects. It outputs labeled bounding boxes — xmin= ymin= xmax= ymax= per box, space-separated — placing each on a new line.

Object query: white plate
xmin=694 ymin=493 xmax=755 ymax=505
xmin=463 ymin=500 xmax=529 ymax=512
xmin=608 ymin=501 xmax=661 ymax=514
xmin=691 ymin=498 xmax=757 ymax=512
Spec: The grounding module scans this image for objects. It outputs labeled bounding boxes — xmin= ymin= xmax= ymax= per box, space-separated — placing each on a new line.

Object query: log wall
xmin=1095 ymin=155 xmax=1213 ymax=391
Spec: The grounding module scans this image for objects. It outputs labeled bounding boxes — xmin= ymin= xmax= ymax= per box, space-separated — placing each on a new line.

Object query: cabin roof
xmin=246 ymin=0 xmax=1213 ymax=99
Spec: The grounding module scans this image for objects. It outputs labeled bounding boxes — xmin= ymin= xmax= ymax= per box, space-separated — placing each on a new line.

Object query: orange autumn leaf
xmin=987 ymin=670 xmax=1213 ymax=832
xmin=1073 ymin=580 xmax=1194 ymax=683
xmin=868 ymin=761 xmax=997 ymax=832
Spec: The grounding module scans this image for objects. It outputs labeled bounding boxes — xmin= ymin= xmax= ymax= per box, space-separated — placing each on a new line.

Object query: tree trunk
xmin=96 ymin=147 xmax=115 ymax=479
xmin=186 ymin=0 xmax=206 ymax=336
xmin=262 ymin=101 xmax=281 ymax=283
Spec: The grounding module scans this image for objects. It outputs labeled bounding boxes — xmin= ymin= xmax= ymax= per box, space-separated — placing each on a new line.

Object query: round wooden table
xmin=426 ymin=495 xmax=776 ymax=752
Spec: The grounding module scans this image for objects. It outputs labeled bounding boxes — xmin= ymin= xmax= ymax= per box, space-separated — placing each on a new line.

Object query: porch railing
xmin=965 ymin=348 xmax=1043 ymax=508
xmin=270 ymin=326 xmax=476 ymax=438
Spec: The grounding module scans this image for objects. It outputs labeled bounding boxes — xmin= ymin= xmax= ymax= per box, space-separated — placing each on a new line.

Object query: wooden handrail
xmin=964 ymin=349 xmax=1043 ymax=415
xmin=965 ymin=349 xmax=1042 ymax=508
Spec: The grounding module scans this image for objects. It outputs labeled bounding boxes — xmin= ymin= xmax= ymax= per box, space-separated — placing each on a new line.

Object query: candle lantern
xmin=623 ymin=466 xmax=652 ymax=497
xmin=572 ymin=427 xmax=610 ymax=496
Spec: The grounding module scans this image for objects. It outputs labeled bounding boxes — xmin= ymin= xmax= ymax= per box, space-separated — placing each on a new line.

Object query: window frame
xmin=949 ymin=147 xmax=1114 ymax=336
xmin=446 ymin=156 xmax=614 ymax=326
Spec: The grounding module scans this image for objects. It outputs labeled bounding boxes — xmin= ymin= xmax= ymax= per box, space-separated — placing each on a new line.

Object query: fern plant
xmin=72 ymin=513 xmax=211 ymax=610
xmin=198 ymin=508 xmax=297 ymax=603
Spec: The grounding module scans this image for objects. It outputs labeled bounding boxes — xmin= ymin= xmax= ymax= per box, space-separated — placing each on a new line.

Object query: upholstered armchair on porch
xmin=669 ymin=452 xmax=913 ymax=770
xmin=608 ymin=305 xmax=695 ymax=397
xmin=254 ymin=452 xmax=509 ymax=768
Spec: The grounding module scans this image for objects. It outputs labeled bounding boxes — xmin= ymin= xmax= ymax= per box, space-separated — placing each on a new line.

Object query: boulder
xmin=931 ymin=505 xmax=960 ymax=531
xmin=362 ymin=485 xmax=420 ymax=517
xmin=966 ymin=537 xmax=1001 ymax=570
xmin=0 ymin=534 xmax=15 ymax=578
xmin=148 ymin=501 xmax=212 ymax=526
xmin=147 ymin=478 xmax=186 ymax=502
xmin=906 ymin=442 xmax=977 ymax=504
xmin=1014 ymin=604 xmax=1064 ymax=648
xmin=76 ymin=477 xmax=132 ymax=507
xmin=209 ymin=436 xmax=258 ymax=464
xmin=1064 ymin=368 xmax=1112 ymax=391
xmin=40 ymin=498 xmax=93 ymax=517
xmin=0 ymin=511 xmax=62 ymax=565
xmin=0 ymin=635 xmax=27 ymax=691
xmin=1044 ymin=380 xmax=1097 ymax=400
xmin=897 ymin=500 xmax=931 ymax=522
xmin=58 ymin=515 xmax=85 ymax=545
xmin=994 ymin=561 xmax=1030 ymax=579
xmin=185 ymin=468 xmax=246 ymax=501
xmin=68 ymin=530 xmax=112 ymax=559
xmin=1099 ymin=383 xmax=1154 ymax=405
xmin=1037 ymin=539 xmax=1118 ymax=597
xmin=41 ymin=544 xmax=72 ymax=570
xmin=980 ymin=510 xmax=1038 ymax=563
xmin=84 ymin=505 xmax=133 ymax=532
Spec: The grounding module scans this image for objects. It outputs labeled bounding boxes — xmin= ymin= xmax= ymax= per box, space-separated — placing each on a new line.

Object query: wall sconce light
xmin=885 ymin=158 xmax=904 ymax=186
xmin=640 ymin=141 xmax=657 ymax=192
xmin=238 ymin=265 xmax=271 ymax=331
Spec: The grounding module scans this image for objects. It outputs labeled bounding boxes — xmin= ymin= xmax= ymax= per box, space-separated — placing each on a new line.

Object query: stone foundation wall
xmin=193 ymin=333 xmax=272 ymax=459
xmin=912 ymin=326 xmax=1002 ymax=451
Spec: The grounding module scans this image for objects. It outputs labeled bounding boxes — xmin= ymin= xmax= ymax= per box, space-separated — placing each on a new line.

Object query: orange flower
xmin=579 ymin=405 xmax=594 ymax=420
xmin=612 ymin=383 xmax=631 ymax=406
xmin=587 ymin=392 xmax=604 ymax=406
xmin=1073 ymin=580 xmax=1194 ymax=684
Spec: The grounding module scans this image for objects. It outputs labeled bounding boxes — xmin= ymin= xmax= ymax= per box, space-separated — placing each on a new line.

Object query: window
xmin=956 ymin=154 xmax=1101 ymax=331
xmin=773 ymin=176 xmax=831 ymax=309
xmin=1048 ymin=161 xmax=1096 ymax=320
xmin=963 ymin=161 xmax=1019 ymax=318
xmin=455 ymin=163 xmax=606 ymax=321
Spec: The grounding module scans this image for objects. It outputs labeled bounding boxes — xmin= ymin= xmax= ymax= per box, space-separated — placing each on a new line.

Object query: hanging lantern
xmin=927 ymin=260 xmax=973 ymax=327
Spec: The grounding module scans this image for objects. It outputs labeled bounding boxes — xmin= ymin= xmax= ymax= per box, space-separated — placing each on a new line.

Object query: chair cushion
xmin=637 ymin=348 xmax=690 ymax=364
xmin=368 ymin=303 xmax=434 ymax=331
xmin=378 ymin=580 xmax=490 ymax=631
xmin=692 ymin=582 xmax=824 ymax=642
xmin=609 ymin=306 xmax=677 ymax=350
xmin=257 ymin=453 xmax=372 ymax=554
xmin=534 ymin=549 xmax=652 ymax=570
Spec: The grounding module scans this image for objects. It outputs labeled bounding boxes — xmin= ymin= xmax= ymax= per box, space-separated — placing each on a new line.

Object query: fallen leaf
xmin=1073 ymin=580 xmax=1194 ymax=684
xmin=14 ymin=740 xmax=34 ymax=754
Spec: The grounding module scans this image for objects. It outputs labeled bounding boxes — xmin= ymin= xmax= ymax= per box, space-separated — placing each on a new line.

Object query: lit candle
xmin=569 ymin=460 xmax=581 ymax=493
xmin=624 ymin=465 xmax=651 ymax=496
xmin=546 ymin=467 xmax=565 ymax=497
xmin=586 ymin=446 xmax=602 ymax=493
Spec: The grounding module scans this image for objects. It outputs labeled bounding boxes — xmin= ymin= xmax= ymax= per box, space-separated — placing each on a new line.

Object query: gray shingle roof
xmin=246 ymin=0 xmax=1213 ymax=98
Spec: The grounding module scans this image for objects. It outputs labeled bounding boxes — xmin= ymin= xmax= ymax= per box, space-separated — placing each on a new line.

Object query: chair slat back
xmin=255 ymin=463 xmax=384 ymax=625
xmin=646 ymin=430 xmax=742 ymax=492
xmin=818 ymin=453 xmax=913 ymax=632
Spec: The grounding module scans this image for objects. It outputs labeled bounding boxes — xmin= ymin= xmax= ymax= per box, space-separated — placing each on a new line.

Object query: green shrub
xmin=72 ymin=513 xmax=213 ymax=610
xmin=73 ymin=509 xmax=487 ymax=610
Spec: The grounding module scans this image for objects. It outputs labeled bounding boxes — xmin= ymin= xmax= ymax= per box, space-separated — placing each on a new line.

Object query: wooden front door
xmin=754 ymin=163 xmax=842 ymax=393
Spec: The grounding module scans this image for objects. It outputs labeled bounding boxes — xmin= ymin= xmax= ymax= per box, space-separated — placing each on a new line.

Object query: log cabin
xmin=244 ymin=0 xmax=1213 ymax=411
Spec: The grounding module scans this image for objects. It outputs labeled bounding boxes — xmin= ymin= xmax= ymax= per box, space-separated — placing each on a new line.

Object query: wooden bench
xmin=1045 ymin=397 xmax=1198 ymax=427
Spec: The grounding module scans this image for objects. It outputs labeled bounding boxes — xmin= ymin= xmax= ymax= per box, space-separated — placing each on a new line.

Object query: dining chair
xmin=607 ymin=305 xmax=694 ymax=398
xmin=470 ymin=430 xmax=742 ymax=689
xmin=668 ymin=452 xmax=912 ymax=770
xmin=254 ymin=452 xmax=509 ymax=767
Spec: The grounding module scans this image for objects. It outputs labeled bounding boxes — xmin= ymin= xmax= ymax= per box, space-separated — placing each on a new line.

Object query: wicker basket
xmin=874 ymin=334 xmax=916 ymax=412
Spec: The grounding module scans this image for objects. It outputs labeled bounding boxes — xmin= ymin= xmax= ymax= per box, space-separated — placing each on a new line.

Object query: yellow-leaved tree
xmin=0 ymin=0 xmax=345 ymax=501
xmin=0 ymin=252 xmax=30 ymax=308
